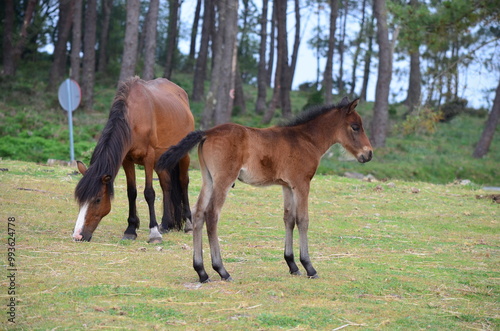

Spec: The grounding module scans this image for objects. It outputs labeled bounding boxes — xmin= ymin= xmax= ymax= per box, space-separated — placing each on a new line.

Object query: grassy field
xmin=0 ymin=159 xmax=498 ymax=330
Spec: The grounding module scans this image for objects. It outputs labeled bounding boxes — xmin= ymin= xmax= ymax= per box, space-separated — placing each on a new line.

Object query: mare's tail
xmin=156 ymin=130 xmax=206 ymax=172
xmin=169 ymin=163 xmax=184 ymax=231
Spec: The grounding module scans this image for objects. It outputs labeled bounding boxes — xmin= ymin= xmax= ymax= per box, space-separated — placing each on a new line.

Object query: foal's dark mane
xmin=278 ymin=98 xmax=350 ymax=128
xmin=74 ymin=79 xmax=135 ymax=204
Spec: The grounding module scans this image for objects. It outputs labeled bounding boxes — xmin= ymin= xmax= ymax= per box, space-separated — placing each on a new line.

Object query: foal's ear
xmin=77 ymin=161 xmax=87 ymax=175
xmin=347 ymin=98 xmax=359 ymax=114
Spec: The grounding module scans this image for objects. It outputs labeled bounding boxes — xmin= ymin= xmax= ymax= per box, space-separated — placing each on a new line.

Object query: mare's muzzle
xmin=73 ymin=230 xmax=93 ymax=242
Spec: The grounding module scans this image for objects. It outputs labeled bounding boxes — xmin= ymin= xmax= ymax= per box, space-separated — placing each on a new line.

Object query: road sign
xmin=58 ymin=79 xmax=81 ymax=161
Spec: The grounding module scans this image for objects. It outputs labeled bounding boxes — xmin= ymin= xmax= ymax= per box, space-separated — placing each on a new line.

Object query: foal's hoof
xmin=307 ymin=273 xmax=319 ymax=279
xmin=147 ymin=237 xmax=163 ymax=244
xmin=222 ymin=276 xmax=233 ymax=282
xmin=290 ymin=270 xmax=302 ymax=276
xmin=122 ymin=234 xmax=137 ymax=240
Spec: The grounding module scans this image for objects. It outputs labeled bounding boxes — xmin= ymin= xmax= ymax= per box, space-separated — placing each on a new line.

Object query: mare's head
xmin=73 ymin=161 xmax=113 ymax=241
xmin=336 ymin=98 xmax=373 ymax=163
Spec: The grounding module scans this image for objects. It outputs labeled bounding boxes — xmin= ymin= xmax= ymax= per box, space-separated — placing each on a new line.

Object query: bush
xmin=439 ymin=98 xmax=468 ymax=122
xmin=397 ymin=106 xmax=443 ymax=135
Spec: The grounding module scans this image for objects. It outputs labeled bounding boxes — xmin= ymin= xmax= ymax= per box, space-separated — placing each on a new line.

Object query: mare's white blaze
xmin=73 ymin=203 xmax=88 ymax=240
xmin=149 ymin=226 xmax=162 ymax=240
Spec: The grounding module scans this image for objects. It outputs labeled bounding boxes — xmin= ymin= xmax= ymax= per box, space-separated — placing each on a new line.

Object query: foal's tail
xmin=156 ymin=130 xmax=206 ymax=172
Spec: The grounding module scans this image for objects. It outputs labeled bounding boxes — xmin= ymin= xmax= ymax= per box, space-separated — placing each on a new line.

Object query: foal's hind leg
xmin=282 ymin=186 xmax=301 ymax=275
xmin=192 ymin=175 xmax=212 ymax=283
xmin=205 ymin=181 xmax=233 ymax=281
xmin=122 ymin=159 xmax=139 ymax=240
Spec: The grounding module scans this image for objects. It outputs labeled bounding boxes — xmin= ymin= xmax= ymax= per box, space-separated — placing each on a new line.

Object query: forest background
xmin=0 ymin=0 xmax=499 ymax=185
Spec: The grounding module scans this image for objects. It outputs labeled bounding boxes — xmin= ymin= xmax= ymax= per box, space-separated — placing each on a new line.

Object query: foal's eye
xmin=351 ymin=124 xmax=360 ymax=132
xmin=95 ymin=198 xmax=101 ymax=204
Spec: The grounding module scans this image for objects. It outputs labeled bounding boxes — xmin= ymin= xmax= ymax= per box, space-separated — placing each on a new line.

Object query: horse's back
xmin=125 ymin=77 xmax=194 ymax=159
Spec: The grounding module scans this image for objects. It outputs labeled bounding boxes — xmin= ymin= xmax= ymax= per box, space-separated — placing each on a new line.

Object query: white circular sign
xmin=58 ymin=78 xmax=81 ymax=112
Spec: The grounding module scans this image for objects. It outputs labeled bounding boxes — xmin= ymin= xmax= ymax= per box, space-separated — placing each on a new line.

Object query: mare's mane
xmin=278 ymin=98 xmax=350 ymax=128
xmin=74 ymin=78 xmax=136 ymax=204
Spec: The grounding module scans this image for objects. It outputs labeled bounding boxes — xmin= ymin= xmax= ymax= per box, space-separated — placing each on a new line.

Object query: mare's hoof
xmin=290 ymin=270 xmax=302 ymax=276
xmin=222 ymin=276 xmax=233 ymax=282
xmin=159 ymin=225 xmax=170 ymax=234
xmin=308 ymin=274 xmax=319 ymax=279
xmin=148 ymin=237 xmax=163 ymax=244
xmin=122 ymin=234 xmax=137 ymax=240
xmin=200 ymin=278 xmax=211 ymax=284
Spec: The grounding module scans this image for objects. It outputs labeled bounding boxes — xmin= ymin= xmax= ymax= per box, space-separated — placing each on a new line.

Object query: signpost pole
xmin=66 ymin=79 xmax=75 ymax=161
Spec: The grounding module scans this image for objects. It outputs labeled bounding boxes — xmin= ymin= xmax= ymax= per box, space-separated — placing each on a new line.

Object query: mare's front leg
xmin=282 ymin=186 xmax=301 ymax=275
xmin=122 ymin=159 xmax=140 ymax=240
xmin=294 ymin=184 xmax=318 ymax=278
xmin=144 ymin=154 xmax=162 ymax=243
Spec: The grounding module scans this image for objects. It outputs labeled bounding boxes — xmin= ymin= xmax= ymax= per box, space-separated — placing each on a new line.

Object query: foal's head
xmin=73 ymin=161 xmax=113 ymax=241
xmin=337 ymin=99 xmax=373 ymax=163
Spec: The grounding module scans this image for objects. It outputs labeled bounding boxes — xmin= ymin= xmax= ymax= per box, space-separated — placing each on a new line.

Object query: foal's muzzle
xmin=358 ymin=150 xmax=373 ymax=163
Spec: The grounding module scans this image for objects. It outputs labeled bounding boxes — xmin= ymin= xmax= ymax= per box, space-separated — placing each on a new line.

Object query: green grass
xmin=0 ymin=160 xmax=498 ymax=330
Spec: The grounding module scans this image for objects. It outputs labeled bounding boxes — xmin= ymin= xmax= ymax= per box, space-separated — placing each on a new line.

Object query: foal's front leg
xmin=295 ymin=186 xmax=318 ymax=278
xmin=282 ymin=186 xmax=301 ymax=275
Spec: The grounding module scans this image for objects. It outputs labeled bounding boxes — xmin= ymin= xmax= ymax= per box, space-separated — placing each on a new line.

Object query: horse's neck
xmin=302 ymin=111 xmax=342 ymax=154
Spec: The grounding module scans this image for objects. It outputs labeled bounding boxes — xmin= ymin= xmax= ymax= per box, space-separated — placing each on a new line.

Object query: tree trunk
xmin=70 ymin=0 xmax=83 ymax=82
xmin=188 ymin=0 xmax=202 ymax=62
xmin=213 ymin=0 xmax=239 ymax=125
xmin=82 ymin=0 xmax=97 ymax=110
xmin=473 ymin=79 xmax=500 ymax=158
xmin=3 ymin=0 xmax=16 ymax=76
xmin=289 ymin=0 xmax=301 ymax=81
xmin=97 ymin=0 xmax=112 ymax=74
xmin=337 ymin=0 xmax=348 ymax=94
xmin=262 ymin=0 xmax=284 ymax=124
xmin=266 ymin=4 xmax=276 ymax=87
xmin=202 ymin=0 xmax=239 ymax=127
xmin=234 ymin=64 xmax=246 ymax=115
xmin=3 ymin=0 xmax=38 ymax=76
xmin=323 ymin=0 xmax=339 ymax=104
xmin=119 ymin=0 xmax=141 ymax=83
xmin=192 ymin=0 xmax=213 ymax=101
xmin=164 ymin=0 xmax=180 ymax=79
xmin=142 ymin=0 xmax=160 ymax=80
xmin=49 ymin=0 xmax=74 ymax=89
xmin=277 ymin=0 xmax=291 ymax=119
xmin=264 ymin=0 xmax=292 ymax=121
xmin=255 ymin=0 xmax=269 ymax=114
xmin=349 ymin=0 xmax=367 ymax=96
xmin=370 ymin=0 xmax=394 ymax=148
xmin=404 ymin=49 xmax=422 ymax=116
xmin=360 ymin=14 xmax=375 ymax=102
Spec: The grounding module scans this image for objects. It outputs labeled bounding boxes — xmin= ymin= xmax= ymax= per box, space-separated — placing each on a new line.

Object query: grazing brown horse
xmin=73 ymin=77 xmax=194 ymax=243
xmin=156 ymin=98 xmax=373 ymax=282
